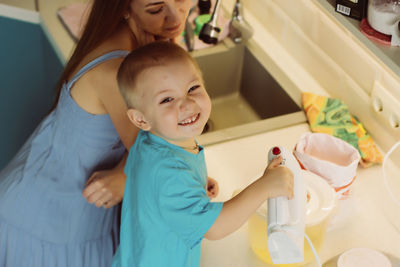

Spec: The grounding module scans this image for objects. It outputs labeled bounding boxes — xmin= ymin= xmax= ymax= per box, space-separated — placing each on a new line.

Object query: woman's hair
xmin=51 ymin=0 xmax=131 ymax=110
xmin=117 ymin=42 xmax=201 ymax=108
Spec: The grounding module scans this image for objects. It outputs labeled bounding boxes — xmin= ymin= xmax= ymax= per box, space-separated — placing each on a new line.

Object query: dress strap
xmin=66 ymin=50 xmax=130 ymax=91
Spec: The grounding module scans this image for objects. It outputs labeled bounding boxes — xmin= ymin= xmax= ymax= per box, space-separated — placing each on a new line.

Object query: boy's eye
xmin=188 ymin=85 xmax=200 ymax=93
xmin=160 ymin=97 xmax=173 ymax=104
xmin=147 ymin=7 xmax=163 ymax=14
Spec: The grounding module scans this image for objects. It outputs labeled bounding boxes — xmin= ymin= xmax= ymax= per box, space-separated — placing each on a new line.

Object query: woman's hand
xmin=207 ymin=177 xmax=219 ymax=199
xmin=82 ymin=165 xmax=126 ymax=209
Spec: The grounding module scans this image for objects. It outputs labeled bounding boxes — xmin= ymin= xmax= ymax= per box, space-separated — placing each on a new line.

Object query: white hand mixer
xmin=267 ymin=146 xmax=306 ymax=264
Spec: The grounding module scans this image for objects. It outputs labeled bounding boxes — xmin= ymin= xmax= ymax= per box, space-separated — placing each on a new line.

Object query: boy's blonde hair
xmin=117 ymin=42 xmax=202 ymax=108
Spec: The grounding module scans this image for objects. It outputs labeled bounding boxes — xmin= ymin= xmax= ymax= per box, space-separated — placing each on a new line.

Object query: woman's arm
xmin=76 ymin=58 xmax=138 ymax=208
xmin=77 ymin=23 xmax=169 ymax=207
xmin=82 ymin=152 xmax=128 ymax=208
xmin=93 ymin=58 xmax=140 ymax=149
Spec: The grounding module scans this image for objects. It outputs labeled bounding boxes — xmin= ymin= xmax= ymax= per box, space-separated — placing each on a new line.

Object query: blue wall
xmin=0 ymin=16 xmax=64 ymax=169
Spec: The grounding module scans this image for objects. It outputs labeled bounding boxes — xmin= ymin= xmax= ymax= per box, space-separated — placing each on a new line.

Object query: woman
xmin=0 ymin=1 xmax=191 ymax=266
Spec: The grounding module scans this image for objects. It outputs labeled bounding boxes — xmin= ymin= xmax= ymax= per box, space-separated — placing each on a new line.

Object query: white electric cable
xmin=304 ymin=233 xmax=322 ymax=267
xmin=382 ymin=141 xmax=400 ymax=208
xmin=279 ymin=227 xmax=322 ymax=267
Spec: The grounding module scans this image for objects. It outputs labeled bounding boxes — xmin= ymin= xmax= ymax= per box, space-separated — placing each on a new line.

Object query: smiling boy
xmin=112 ymin=42 xmax=293 ymax=267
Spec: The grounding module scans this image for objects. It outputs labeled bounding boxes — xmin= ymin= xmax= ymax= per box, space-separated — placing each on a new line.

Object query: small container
xmin=338 ymin=248 xmax=392 ymax=267
xmin=194 ymin=14 xmax=211 ymax=35
xmin=248 ymin=170 xmax=337 ymax=266
xmin=336 ymin=0 xmax=368 ymax=20
xmin=293 ymin=132 xmax=361 ymax=200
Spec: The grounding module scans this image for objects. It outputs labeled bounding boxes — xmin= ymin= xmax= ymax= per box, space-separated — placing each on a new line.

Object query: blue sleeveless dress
xmin=0 ymin=50 xmax=129 ymax=267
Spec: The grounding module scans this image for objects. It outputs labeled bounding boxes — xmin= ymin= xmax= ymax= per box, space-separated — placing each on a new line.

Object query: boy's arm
xmin=204 ymin=157 xmax=293 ymax=240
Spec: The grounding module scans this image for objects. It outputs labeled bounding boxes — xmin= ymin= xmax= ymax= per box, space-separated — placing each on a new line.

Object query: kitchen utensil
xmin=267 ymin=146 xmax=306 ymax=264
xmin=248 ymin=169 xmax=336 ymax=266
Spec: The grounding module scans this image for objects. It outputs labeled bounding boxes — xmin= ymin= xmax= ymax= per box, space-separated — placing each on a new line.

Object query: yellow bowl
xmin=248 ymin=170 xmax=337 ymax=266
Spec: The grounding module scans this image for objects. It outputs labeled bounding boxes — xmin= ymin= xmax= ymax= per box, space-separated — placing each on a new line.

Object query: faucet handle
xmin=229 ymin=0 xmax=253 ymax=43
xmin=229 ymin=19 xmax=254 ymax=43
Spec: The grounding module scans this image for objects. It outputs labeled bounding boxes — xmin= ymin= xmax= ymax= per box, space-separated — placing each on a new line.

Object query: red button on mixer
xmin=272 ymin=147 xmax=281 ymax=155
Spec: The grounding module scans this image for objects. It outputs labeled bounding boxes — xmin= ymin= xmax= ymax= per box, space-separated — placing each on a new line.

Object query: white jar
xmin=368 ymin=0 xmax=400 ymax=35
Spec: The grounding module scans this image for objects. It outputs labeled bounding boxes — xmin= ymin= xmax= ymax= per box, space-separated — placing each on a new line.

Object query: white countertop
xmin=201 ymin=123 xmax=400 ymax=266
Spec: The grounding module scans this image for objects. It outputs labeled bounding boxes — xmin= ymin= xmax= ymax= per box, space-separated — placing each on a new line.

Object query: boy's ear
xmin=126 ymin=109 xmax=151 ymax=131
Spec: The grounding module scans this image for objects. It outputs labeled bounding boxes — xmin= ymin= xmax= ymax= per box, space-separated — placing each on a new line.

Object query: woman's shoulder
xmin=87 ymin=48 xmax=127 ymax=75
xmin=68 ymin=48 xmax=129 ymax=115
xmin=72 ymin=28 xmax=132 ymax=80
xmin=78 ymin=41 xmax=130 ymax=83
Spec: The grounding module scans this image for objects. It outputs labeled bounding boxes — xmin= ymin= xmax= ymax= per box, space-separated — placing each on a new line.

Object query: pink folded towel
xmin=57 ymin=2 xmax=91 ymax=42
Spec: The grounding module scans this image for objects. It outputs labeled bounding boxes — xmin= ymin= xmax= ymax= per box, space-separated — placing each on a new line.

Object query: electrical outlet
xmin=371 ymin=81 xmax=400 ymax=130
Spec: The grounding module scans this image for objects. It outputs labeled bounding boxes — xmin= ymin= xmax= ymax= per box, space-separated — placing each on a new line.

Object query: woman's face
xmin=129 ymin=0 xmax=192 ymax=39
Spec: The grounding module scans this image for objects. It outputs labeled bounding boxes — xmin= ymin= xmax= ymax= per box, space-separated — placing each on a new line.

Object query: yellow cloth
xmin=302 ymin=92 xmax=383 ymax=166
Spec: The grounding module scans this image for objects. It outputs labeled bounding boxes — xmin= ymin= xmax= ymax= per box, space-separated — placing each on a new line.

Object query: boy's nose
xmin=180 ymin=97 xmax=196 ymax=111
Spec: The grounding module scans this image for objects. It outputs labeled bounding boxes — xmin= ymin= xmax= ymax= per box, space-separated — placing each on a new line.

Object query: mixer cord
xmin=279 ymin=227 xmax=322 ymax=267
xmin=304 ymin=232 xmax=322 ymax=267
xmin=382 ymin=141 xmax=400 ymax=208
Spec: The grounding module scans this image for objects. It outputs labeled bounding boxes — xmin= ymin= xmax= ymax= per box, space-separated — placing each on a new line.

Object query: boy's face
xmin=127 ymin=58 xmax=211 ymax=147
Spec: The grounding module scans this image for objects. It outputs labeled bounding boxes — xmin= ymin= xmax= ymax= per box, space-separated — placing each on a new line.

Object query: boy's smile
xmin=178 ymin=113 xmax=200 ymax=126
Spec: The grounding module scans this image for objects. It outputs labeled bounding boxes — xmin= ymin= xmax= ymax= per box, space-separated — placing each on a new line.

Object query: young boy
xmin=112 ymin=42 xmax=293 ymax=267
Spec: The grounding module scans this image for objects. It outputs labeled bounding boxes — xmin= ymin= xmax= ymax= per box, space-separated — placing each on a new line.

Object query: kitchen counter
xmin=201 ymin=123 xmax=400 ymax=266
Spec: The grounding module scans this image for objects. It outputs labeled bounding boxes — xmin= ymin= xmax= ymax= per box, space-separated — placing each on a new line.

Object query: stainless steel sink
xmin=191 ymin=39 xmax=306 ymax=146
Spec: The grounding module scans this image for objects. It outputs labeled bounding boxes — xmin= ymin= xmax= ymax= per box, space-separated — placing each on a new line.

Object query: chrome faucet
xmin=184 ymin=7 xmax=195 ymax=52
xmin=229 ymin=0 xmax=253 ymax=43
xmin=199 ymin=0 xmax=222 ymax=44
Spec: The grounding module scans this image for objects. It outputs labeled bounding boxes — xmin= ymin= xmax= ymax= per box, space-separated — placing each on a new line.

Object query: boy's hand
xmin=262 ymin=156 xmax=294 ymax=199
xmin=206 ymin=177 xmax=219 ymax=199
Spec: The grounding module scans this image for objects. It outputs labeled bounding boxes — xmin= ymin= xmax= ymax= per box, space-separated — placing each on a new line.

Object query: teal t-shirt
xmin=112 ymin=130 xmax=223 ymax=267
